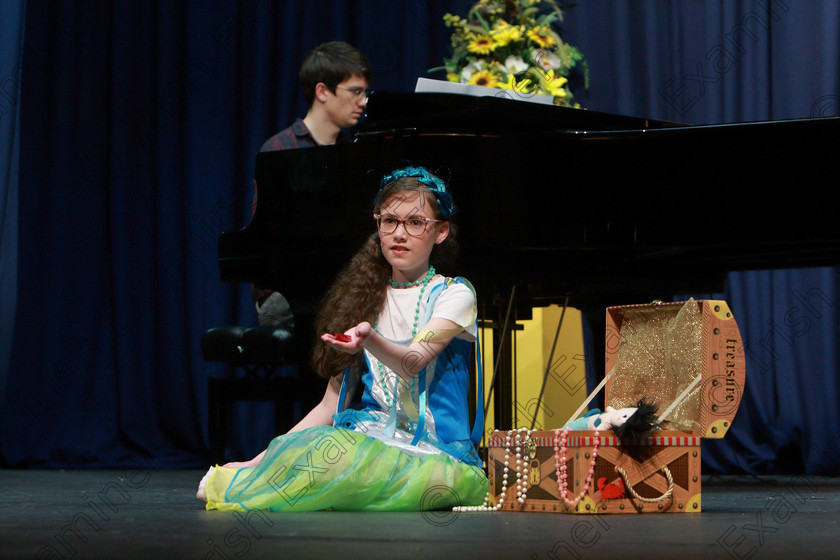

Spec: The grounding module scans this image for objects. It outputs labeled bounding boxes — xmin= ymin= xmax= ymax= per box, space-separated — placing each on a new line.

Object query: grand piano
xmin=217 ymin=91 xmax=840 ymax=428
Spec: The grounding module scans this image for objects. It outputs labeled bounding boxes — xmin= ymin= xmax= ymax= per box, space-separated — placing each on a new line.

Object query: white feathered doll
xmin=564 ymin=397 xmax=660 ymax=441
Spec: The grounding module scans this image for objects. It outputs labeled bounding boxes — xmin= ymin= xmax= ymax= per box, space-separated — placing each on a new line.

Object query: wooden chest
xmin=486 ymin=299 xmax=745 ymax=513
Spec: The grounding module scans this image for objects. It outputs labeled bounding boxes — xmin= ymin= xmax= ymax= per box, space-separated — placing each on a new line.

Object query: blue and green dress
xmin=204 ymin=276 xmax=488 ymax=511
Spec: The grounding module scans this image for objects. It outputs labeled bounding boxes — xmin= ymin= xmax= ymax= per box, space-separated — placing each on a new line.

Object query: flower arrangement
xmin=433 ymin=0 xmax=587 ymax=106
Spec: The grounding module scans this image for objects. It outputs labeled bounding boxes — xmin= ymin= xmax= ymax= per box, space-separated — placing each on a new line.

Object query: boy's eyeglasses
xmin=373 ymin=214 xmax=442 ymax=237
xmin=336 ymin=86 xmax=369 ymax=101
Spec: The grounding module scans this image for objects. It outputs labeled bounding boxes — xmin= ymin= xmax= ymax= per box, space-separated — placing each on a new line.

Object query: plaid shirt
xmin=252 ymin=118 xmax=349 ymax=308
xmin=260 ymin=118 xmax=349 ymax=152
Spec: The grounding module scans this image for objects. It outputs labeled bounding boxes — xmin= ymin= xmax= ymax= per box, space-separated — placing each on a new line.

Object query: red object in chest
xmin=598 ymin=477 xmax=625 ymax=500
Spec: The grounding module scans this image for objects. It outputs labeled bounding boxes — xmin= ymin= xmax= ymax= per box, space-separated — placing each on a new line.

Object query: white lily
xmin=460 ymin=60 xmax=485 ymax=82
xmin=532 ymin=48 xmax=561 ymax=71
xmin=503 ymin=55 xmax=529 ymax=75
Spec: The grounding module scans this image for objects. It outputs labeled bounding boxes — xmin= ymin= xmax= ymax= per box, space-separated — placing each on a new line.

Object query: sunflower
xmin=459 ymin=60 xmax=485 ymax=82
xmin=436 ymin=1 xmax=587 ymax=107
xmin=527 ymin=26 xmax=555 ymax=48
xmin=467 ymin=70 xmax=500 ymax=88
xmin=491 ymin=21 xmax=523 ymax=47
xmin=467 ymin=34 xmax=499 ymax=55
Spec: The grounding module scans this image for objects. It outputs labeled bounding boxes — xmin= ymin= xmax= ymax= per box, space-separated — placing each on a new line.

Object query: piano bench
xmin=201 ymin=325 xmax=295 ymax=377
xmin=201 ymin=325 xmax=298 ymax=465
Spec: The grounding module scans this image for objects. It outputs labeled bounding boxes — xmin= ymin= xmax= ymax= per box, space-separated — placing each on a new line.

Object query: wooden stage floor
xmin=2 ymin=469 xmax=838 ymax=559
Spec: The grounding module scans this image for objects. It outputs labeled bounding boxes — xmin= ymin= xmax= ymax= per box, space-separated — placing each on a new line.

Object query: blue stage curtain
xmin=0 ymin=0 xmax=470 ymax=468
xmin=570 ymin=1 xmax=840 ymax=475
xmin=2 ymin=0 xmax=838 ymax=474
xmin=705 ymin=270 xmax=840 ymax=475
xmin=565 ymin=0 xmax=840 ymax=124
xmin=0 ymin=0 xmax=26 ymax=456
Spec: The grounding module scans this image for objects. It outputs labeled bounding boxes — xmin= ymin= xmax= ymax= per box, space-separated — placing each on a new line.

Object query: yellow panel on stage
xmin=513 ymin=305 xmax=588 ymax=430
xmin=478 ymin=305 xmax=588 ymax=442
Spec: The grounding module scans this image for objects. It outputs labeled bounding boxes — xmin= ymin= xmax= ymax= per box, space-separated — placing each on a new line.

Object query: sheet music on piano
xmin=415 ymin=77 xmax=557 ymax=106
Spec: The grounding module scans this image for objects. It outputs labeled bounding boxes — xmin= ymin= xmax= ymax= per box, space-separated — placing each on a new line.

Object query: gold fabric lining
xmin=607 ymin=301 xmax=702 ymax=431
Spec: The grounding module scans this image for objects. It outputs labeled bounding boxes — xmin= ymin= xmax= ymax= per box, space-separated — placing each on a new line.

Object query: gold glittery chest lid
xmin=603 ymin=299 xmax=746 ymax=436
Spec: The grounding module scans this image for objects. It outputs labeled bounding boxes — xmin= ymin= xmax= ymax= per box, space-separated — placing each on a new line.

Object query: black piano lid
xmin=219 ymin=94 xmax=840 ymax=307
xmin=357 ymin=91 xmax=687 ymax=139
xmin=215 ymin=95 xmax=840 ymax=433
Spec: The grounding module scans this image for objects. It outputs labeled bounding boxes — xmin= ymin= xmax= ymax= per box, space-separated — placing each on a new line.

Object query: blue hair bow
xmin=378 ymin=166 xmax=456 ymax=218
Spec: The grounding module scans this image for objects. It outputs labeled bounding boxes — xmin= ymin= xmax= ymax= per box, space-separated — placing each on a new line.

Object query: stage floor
xmin=2 ymin=469 xmax=838 ymax=559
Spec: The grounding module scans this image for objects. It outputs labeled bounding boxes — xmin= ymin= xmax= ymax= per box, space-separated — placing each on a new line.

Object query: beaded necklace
xmin=555 ymin=426 xmax=600 ymax=506
xmin=453 ymin=427 xmax=533 ymax=512
xmin=454 ymin=426 xmax=602 ymax=513
xmin=375 ymin=266 xmax=436 ymax=409
xmin=389 ymin=266 xmax=436 ymax=289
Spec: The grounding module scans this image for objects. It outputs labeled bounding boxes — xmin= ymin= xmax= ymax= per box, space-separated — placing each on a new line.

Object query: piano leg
xmin=483 ymin=285 xmax=518 ymax=431
xmin=580 ymin=305 xmax=607 ymax=412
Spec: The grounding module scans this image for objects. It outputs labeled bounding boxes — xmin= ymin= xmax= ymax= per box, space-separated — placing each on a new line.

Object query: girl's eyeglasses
xmin=373 ymin=214 xmax=442 ymax=237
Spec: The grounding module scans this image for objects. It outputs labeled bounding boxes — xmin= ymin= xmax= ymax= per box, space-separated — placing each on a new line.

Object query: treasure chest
xmin=486 ymin=299 xmax=745 ymax=513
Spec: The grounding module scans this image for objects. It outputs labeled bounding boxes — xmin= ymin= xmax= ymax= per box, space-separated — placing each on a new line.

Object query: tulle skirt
xmin=205 ymin=425 xmax=488 ymax=512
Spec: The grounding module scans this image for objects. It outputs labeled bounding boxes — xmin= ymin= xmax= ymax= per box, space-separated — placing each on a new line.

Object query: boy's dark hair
xmin=299 ymin=41 xmax=373 ymax=106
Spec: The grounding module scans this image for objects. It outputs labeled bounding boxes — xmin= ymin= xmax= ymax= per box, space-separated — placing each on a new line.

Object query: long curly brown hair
xmin=311 ymin=175 xmax=459 ymax=378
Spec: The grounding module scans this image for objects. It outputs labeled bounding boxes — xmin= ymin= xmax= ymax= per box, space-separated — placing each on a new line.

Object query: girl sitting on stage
xmin=198 ymin=166 xmax=488 ymax=511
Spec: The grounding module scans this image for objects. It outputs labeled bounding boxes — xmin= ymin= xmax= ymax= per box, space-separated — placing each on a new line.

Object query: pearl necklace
xmin=454 ymin=427 xmax=533 ymax=512
xmin=454 ymin=426 xmax=602 ymax=513
xmin=554 ymin=426 xmax=600 ymax=507
xmin=375 ymin=267 xmax=435 ymax=409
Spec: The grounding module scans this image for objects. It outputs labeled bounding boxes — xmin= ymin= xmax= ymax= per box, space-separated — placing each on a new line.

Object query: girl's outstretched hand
xmin=321 ymin=321 xmax=372 ymax=353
